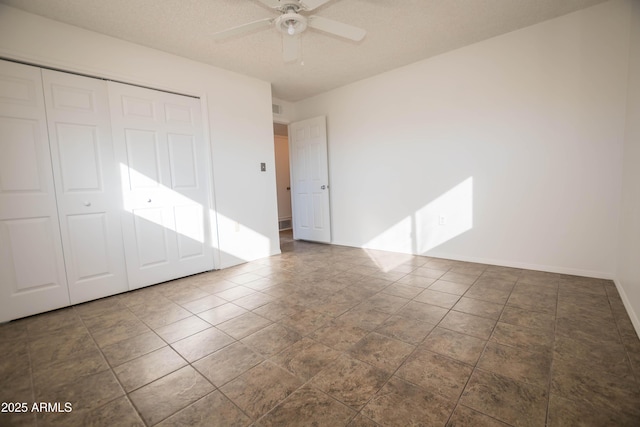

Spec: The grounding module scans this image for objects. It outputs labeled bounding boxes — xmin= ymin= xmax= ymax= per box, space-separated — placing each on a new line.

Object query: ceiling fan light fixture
xmin=275 ymin=12 xmax=307 ymax=36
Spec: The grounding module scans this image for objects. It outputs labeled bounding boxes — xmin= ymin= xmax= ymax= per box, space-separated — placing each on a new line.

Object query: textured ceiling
xmin=0 ymin=0 xmax=609 ymax=101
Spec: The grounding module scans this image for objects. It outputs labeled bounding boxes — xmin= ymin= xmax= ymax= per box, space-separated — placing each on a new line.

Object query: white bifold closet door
xmin=0 ymin=61 xmax=70 ymax=321
xmin=42 ymin=69 xmax=128 ymax=304
xmin=108 ymin=82 xmax=214 ymax=290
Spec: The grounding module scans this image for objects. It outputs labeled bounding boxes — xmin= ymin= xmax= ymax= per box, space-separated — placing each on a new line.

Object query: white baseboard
xmin=424 ymin=250 xmax=615 ymax=280
xmin=613 ymin=278 xmax=640 ymax=338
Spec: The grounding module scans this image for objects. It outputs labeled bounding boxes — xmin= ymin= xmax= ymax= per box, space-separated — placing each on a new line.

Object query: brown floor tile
xmin=233 ymin=292 xmax=275 ymax=310
xmin=171 ymin=327 xmax=235 ymax=362
xmin=154 ymin=316 xmax=212 ymax=343
xmin=477 ymin=342 xmax=551 ymax=388
xmin=547 ymin=393 xmax=640 ymax=427
xmin=309 ymin=319 xmax=369 ymax=351
xmin=310 ymin=354 xmax=390 ymax=409
xmin=375 ymin=315 xmax=435 ymax=345
xmin=359 ymin=293 xmax=410 ymax=314
xmin=440 ymin=311 xmax=497 ymax=340
xmin=271 ymin=337 xmax=340 ymax=381
xmin=252 ymin=300 xmax=301 ymax=321
xmin=217 ymin=312 xmax=272 ymax=339
xmin=36 ymin=370 xmax=124 ymax=414
xmin=130 ymin=366 xmax=214 ymax=426
xmin=241 ymin=323 xmax=301 ymax=357
xmin=336 ymin=307 xmax=390 ymax=331
xmin=429 ymin=280 xmax=473 ymax=296
xmin=114 ymin=346 xmax=187 ymax=392
xmin=396 ymin=300 xmax=449 ymax=324
xmin=452 ymin=297 xmax=504 ymax=320
xmin=410 ymin=266 xmax=447 ymax=280
xmin=447 ymin=404 xmax=511 ymax=426
xmin=57 ymin=396 xmax=144 ymax=427
xmin=101 ymin=331 xmax=165 ymax=367
xmin=197 ymin=303 xmax=247 ymax=325
xmin=551 ymin=354 xmax=640 ymax=418
xmin=215 ymin=285 xmax=256 ymax=301
xmin=179 ymin=294 xmax=227 ymax=314
xmin=193 ymin=341 xmax=263 ymax=387
xmin=396 ymin=348 xmax=473 ymax=400
xmin=381 ymin=283 xmax=423 ymax=299
xmin=414 ymin=289 xmax=461 ymax=309
xmin=257 ymin=385 xmax=356 ymax=426
xmin=490 ymin=322 xmax=554 ymax=353
xmin=279 ymin=308 xmax=331 ymax=335
xmin=157 ymin=391 xmax=251 ymax=427
xmin=347 ymin=414 xmax=380 ymax=427
xmin=499 ymin=305 xmax=555 ymax=331
xmin=134 ymin=301 xmax=193 ymax=330
xmin=86 ymin=310 xmax=151 ymax=348
xmin=362 ymin=376 xmax=455 ymax=427
xmin=441 ymin=271 xmax=479 ymax=285
xmin=348 ymin=332 xmax=415 ymax=371
xmin=461 ymin=369 xmax=548 ymax=427
xmin=32 ymin=347 xmax=109 ymax=391
xmin=220 ymin=361 xmax=303 ymax=420
xmin=422 ymin=327 xmax=486 ymax=365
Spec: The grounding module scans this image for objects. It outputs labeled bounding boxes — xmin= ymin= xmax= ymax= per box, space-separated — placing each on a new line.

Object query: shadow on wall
xmin=363 ymin=177 xmax=474 ymax=272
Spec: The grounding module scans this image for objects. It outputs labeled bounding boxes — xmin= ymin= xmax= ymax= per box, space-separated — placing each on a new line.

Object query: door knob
xmin=83 ymin=201 xmax=91 ymax=207
xmin=147 ymin=198 xmax=152 ymax=203
xmin=321 ymin=185 xmax=326 ymax=190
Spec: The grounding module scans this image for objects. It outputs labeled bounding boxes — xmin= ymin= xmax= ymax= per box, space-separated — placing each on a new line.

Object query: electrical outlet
xmin=260 ymin=162 xmax=266 ymax=172
xmin=438 ymin=214 xmax=447 ymax=225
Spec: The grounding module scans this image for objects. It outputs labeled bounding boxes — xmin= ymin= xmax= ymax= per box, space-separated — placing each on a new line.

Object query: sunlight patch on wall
xmin=120 ymin=164 xmax=205 ymax=244
xmin=363 ymin=177 xmax=473 ymax=271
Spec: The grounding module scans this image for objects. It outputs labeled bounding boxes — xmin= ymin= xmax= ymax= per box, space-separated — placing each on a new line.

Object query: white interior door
xmin=289 ymin=116 xmax=331 ymax=243
xmin=0 ymin=60 xmax=70 ymax=322
xmin=42 ymin=69 xmax=128 ymax=304
xmin=108 ymin=82 xmax=214 ymax=289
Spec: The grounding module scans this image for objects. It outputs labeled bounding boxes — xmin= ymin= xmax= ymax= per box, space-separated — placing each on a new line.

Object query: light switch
xmin=260 ymin=162 xmax=266 ymax=172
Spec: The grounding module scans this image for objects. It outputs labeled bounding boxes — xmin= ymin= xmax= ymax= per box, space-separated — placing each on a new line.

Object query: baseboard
xmin=424 ymin=250 xmax=615 ymax=280
xmin=613 ymin=278 xmax=640 ymax=337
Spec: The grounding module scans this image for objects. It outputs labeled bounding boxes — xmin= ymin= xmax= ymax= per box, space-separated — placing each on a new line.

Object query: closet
xmin=0 ymin=60 xmax=214 ymax=322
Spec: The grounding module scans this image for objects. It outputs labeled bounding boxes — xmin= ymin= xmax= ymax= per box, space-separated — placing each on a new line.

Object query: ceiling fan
xmin=212 ymin=0 xmax=367 ymax=62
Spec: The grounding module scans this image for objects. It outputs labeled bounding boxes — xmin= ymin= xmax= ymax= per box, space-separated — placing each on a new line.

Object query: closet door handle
xmin=147 ymin=198 xmax=152 ymax=203
xmin=83 ymin=201 xmax=91 ymax=207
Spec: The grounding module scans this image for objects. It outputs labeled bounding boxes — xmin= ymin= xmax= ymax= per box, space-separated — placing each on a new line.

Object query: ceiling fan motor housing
xmin=275 ymin=11 xmax=308 ymax=36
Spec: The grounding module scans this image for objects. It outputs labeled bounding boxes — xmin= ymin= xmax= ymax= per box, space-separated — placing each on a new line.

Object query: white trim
xmin=614 ymin=278 xmax=640 ymax=337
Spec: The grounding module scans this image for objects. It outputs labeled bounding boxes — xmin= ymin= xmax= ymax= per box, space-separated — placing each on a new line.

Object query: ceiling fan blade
xmin=282 ymin=35 xmax=300 ymax=63
xmin=212 ymin=18 xmax=273 ymax=40
xmin=299 ymin=0 xmax=332 ymax=11
xmin=308 ymin=15 xmax=366 ymax=41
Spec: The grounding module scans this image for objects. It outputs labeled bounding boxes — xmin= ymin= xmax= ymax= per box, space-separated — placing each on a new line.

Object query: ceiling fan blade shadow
xmin=282 ymin=34 xmax=300 ymax=63
xmin=308 ymin=15 xmax=366 ymax=41
xmin=299 ymin=0 xmax=332 ymax=11
xmin=212 ymin=18 xmax=273 ymax=40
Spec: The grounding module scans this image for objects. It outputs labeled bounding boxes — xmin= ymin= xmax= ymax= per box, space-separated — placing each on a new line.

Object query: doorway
xmin=274 ymin=122 xmax=292 ymax=249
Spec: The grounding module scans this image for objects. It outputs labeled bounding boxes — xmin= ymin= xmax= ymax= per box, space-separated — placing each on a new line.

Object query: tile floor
xmin=1 ymin=230 xmax=640 ymax=426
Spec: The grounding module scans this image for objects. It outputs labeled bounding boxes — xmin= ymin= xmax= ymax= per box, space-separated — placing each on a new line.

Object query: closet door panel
xmin=0 ymin=60 xmax=70 ymax=322
xmin=42 ymin=69 xmax=128 ymax=304
xmin=109 ymin=82 xmax=213 ymax=290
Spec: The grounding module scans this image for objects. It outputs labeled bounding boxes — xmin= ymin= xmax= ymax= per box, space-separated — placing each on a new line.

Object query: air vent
xmin=272 ymin=103 xmax=282 ymax=115
xmin=278 ymin=219 xmax=292 ymax=230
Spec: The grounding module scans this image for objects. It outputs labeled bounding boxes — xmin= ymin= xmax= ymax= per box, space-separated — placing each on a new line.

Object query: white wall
xmin=0 ymin=4 xmax=281 ymax=268
xmin=293 ymin=0 xmax=630 ymax=279
xmin=616 ymin=0 xmax=640 ymax=332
